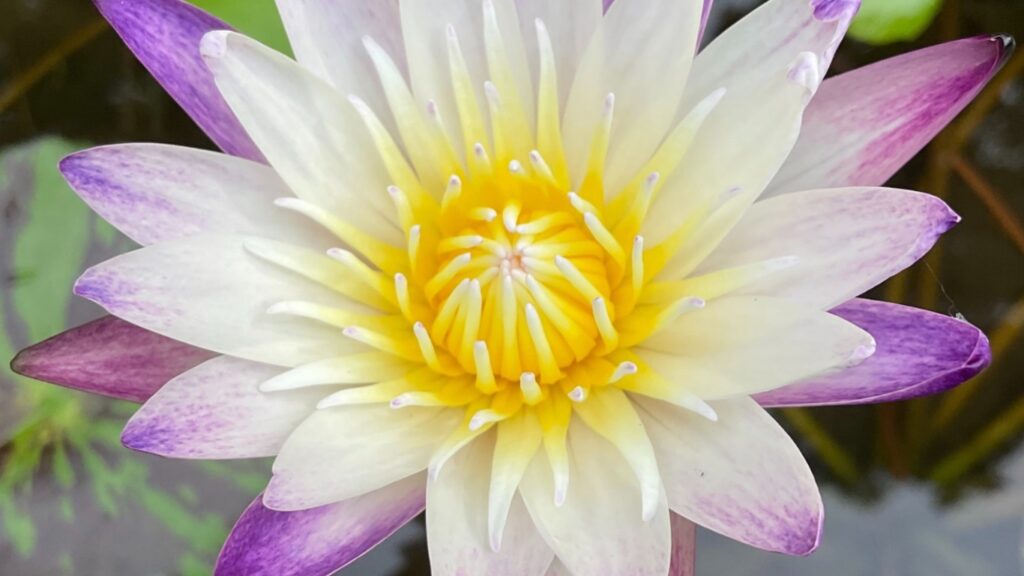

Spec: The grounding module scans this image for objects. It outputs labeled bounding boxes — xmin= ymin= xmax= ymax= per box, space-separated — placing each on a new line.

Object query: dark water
xmin=1 ymin=0 xmax=1023 ymax=574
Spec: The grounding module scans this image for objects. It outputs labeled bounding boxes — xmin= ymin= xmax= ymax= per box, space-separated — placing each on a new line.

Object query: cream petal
xmin=401 ymin=0 xmax=535 ymax=154
xmin=265 ymin=405 xmax=460 ymax=510
xmin=636 ymin=396 xmax=823 ymax=556
xmin=681 ymin=0 xmax=857 ymax=111
xmin=637 ymin=296 xmax=874 ymax=400
xmin=200 ymin=30 xmax=401 ymax=241
xmin=513 ymin=0 xmax=603 ymax=107
xmin=276 ymin=0 xmax=404 ymax=104
xmin=122 ymin=356 xmax=321 ymax=459
xmin=520 ymin=418 xmax=671 ymax=576
xmin=694 ymin=187 xmax=959 ymax=310
xmin=61 ymin=144 xmax=328 ymax=248
xmin=74 ymin=234 xmax=362 ymax=367
xmin=562 ymin=0 xmax=702 ymax=193
xmin=641 ymin=52 xmax=813 ymax=255
xmin=427 ymin=432 xmax=553 ymax=576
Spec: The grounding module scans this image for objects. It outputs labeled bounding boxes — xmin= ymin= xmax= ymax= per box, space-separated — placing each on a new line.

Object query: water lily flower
xmin=11 ymin=0 xmax=1008 ymax=574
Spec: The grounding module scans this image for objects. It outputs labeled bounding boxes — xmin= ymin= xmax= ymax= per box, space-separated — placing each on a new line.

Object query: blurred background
xmin=0 ymin=0 xmax=1022 ymax=574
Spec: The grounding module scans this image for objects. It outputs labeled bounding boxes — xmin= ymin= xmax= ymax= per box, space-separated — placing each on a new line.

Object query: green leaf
xmin=848 ymin=0 xmax=944 ymax=45
xmin=191 ymin=0 xmax=292 ymax=55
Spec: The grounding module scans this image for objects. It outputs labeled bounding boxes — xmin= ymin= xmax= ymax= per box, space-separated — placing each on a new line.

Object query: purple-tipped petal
xmin=695 ymin=187 xmax=960 ymax=311
xmin=216 ymin=475 xmax=425 ymax=576
xmin=637 ymin=396 xmax=823 ymax=557
xmin=768 ymin=35 xmax=1013 ymax=195
xmin=93 ymin=0 xmax=263 ymax=161
xmin=60 ymin=144 xmax=329 ymax=248
xmin=669 ymin=514 xmax=697 ymax=576
xmin=122 ymin=356 xmax=321 ymax=459
xmin=10 ymin=316 xmax=213 ymax=403
xmin=755 ymin=299 xmax=991 ymax=407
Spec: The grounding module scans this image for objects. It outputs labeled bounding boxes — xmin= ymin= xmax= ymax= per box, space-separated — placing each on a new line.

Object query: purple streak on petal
xmin=10 ymin=316 xmax=213 ymax=403
xmin=669 ymin=514 xmax=696 ymax=576
xmin=121 ymin=356 xmax=319 ymax=460
xmin=810 ymin=0 xmax=861 ymax=21
xmin=768 ymin=35 xmax=1013 ymax=195
xmin=215 ymin=477 xmax=425 ymax=576
xmin=93 ymin=0 xmax=263 ymax=161
xmin=696 ymin=0 xmax=713 ymax=48
xmin=755 ymin=299 xmax=991 ymax=408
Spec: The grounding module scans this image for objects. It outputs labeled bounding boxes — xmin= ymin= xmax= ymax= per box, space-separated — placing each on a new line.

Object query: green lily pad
xmin=192 ymin=0 xmax=292 ymax=55
xmin=848 ymin=0 xmax=944 ymax=45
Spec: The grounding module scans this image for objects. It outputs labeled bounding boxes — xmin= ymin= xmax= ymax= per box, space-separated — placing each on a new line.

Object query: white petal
xmin=637 ymin=296 xmax=874 ymax=400
xmin=427 ymin=431 xmax=553 ymax=576
xmin=694 ymin=187 xmax=960 ymax=310
xmin=641 ymin=53 xmax=813 ymax=255
xmin=122 ymin=356 xmax=320 ymax=459
xmin=636 ymin=395 xmax=823 ymax=555
xmin=74 ymin=234 xmax=362 ymax=367
xmin=573 ymin=387 xmax=662 ymax=522
xmin=400 ymin=0 xmax=534 ymax=153
xmin=681 ymin=0 xmax=856 ymax=111
xmin=266 ymin=405 xmax=461 ymax=510
xmin=520 ymin=418 xmax=671 ymax=576
xmin=489 ymin=410 xmax=544 ymax=552
xmin=200 ymin=30 xmax=401 ymax=242
xmin=276 ymin=0 xmax=404 ymax=105
xmin=563 ymin=0 xmax=703 ymax=193
xmin=61 ymin=144 xmax=329 ymax=248
xmin=513 ymin=0 xmax=602 ymax=108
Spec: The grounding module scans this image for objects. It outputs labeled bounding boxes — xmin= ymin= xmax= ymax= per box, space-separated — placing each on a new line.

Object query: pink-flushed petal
xmin=122 ymin=356 xmax=322 ymax=459
xmin=695 ymin=187 xmax=960 ymax=311
xmin=73 ymin=233 xmax=361 ymax=368
xmin=93 ymin=0 xmax=263 ymax=161
xmin=767 ymin=35 xmax=1014 ymax=196
xmin=60 ymin=144 xmax=329 ymax=248
xmin=426 ymin=433 xmax=553 ymax=576
xmin=755 ymin=299 xmax=991 ymax=408
xmin=10 ymin=316 xmax=213 ymax=403
xmin=636 ymin=396 xmax=823 ymax=556
xmin=669 ymin=513 xmax=697 ymax=576
xmin=215 ymin=475 xmax=425 ymax=576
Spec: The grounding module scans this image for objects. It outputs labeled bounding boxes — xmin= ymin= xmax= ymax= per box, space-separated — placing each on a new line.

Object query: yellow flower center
xmin=427 ymin=173 xmax=613 ymax=386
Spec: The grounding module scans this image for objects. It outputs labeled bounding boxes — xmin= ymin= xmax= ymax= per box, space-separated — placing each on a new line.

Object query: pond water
xmin=1 ymin=0 xmax=1022 ymax=574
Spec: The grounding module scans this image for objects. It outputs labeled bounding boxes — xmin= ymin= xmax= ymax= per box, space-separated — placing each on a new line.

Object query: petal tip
xmin=200 ymin=29 xmax=232 ymax=60
xmin=810 ymin=0 xmax=861 ymax=22
xmin=993 ymin=34 xmax=1017 ymax=64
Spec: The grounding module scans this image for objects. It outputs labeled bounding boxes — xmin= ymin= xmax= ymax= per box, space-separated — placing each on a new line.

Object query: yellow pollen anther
xmin=473 ymin=341 xmax=498 ymax=393
xmin=503 ymin=201 xmax=522 ymax=232
xmin=426 ymin=253 xmax=472 ymax=300
xmin=554 ymin=255 xmax=604 ymax=303
xmin=609 ymin=361 xmax=639 ymax=384
xmin=592 ymin=297 xmax=619 ymax=350
xmin=524 ymin=303 xmax=563 ymax=383
xmin=413 ymin=321 xmax=442 ymax=371
xmin=520 ymin=372 xmax=544 ymax=405
xmin=469 ymin=207 xmax=498 ymax=222
xmin=582 ymin=212 xmax=626 ymax=266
